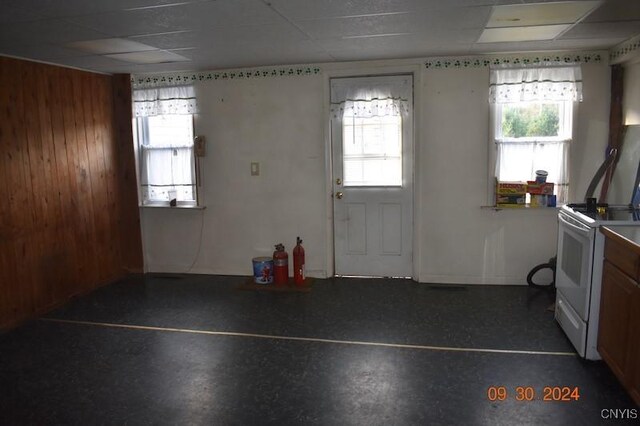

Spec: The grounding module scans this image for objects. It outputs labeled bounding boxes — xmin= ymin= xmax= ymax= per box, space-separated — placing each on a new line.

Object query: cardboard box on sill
xmin=496 ymin=194 xmax=526 ymax=206
xmin=496 ymin=181 xmax=527 ymax=195
xmin=527 ymin=181 xmax=554 ymax=195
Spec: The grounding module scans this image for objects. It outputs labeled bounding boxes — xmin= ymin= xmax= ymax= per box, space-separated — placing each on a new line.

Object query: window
xmin=137 ymin=114 xmax=196 ymax=205
xmin=494 ymin=100 xmax=572 ymax=203
xmin=343 ymin=114 xmax=402 ymax=186
xmin=132 ymin=85 xmax=199 ymax=206
xmin=490 ymin=66 xmax=582 ymax=205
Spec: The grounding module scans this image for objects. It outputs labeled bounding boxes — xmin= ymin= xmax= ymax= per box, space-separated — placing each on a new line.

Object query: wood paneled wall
xmin=0 ymin=57 xmax=142 ymax=330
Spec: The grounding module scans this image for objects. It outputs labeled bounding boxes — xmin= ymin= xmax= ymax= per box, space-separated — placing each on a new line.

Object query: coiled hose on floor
xmin=527 ymin=256 xmax=556 ymax=289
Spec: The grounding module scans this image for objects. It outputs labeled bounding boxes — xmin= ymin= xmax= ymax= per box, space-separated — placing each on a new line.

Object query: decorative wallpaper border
xmin=132 ymin=65 xmax=321 ymax=88
xmin=132 ymin=50 xmax=612 ymax=88
xmin=425 ymin=52 xmax=604 ymax=69
xmin=610 ymin=35 xmax=640 ymax=64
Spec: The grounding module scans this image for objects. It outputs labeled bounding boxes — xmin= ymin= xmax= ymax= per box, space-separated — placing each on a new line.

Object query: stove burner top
xmin=567 ymin=203 xmax=640 ymax=221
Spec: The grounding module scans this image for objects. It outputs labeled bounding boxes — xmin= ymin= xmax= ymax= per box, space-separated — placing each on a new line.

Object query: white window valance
xmin=133 ymin=85 xmax=198 ymax=117
xmin=489 ymin=66 xmax=583 ymax=103
xmin=330 ymin=75 xmax=411 ymax=118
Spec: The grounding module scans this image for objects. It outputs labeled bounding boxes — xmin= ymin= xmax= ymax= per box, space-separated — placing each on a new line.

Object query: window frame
xmin=135 ymin=114 xmax=199 ymax=207
xmin=488 ymin=100 xmax=577 ymax=206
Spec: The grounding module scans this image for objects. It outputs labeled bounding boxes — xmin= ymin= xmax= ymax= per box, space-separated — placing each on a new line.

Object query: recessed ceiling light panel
xmin=487 ymin=1 xmax=602 ymax=28
xmin=105 ymin=50 xmax=190 ymax=64
xmin=67 ymin=38 xmax=157 ymax=54
xmin=478 ymin=24 xmax=572 ymax=43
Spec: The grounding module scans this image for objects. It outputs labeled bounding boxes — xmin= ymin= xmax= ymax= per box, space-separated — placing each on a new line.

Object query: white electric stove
xmin=555 ymin=203 xmax=640 ymax=359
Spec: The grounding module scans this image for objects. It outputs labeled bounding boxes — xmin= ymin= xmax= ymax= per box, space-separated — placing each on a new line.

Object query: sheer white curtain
xmin=496 ymin=140 xmax=570 ymax=202
xmin=133 ymin=86 xmax=198 ymax=204
xmin=489 ymin=66 xmax=582 ymax=103
xmin=330 ymin=76 xmax=411 ymax=119
xmin=491 ymin=66 xmax=581 ymax=203
xmin=133 ymin=85 xmax=198 ymax=117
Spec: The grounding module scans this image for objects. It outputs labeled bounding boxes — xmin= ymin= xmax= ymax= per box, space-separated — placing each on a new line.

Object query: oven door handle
xmin=558 ymin=213 xmax=591 ymax=235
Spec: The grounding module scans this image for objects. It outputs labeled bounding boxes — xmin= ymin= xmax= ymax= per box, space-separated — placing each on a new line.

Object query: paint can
xmin=535 ymin=170 xmax=548 ymax=183
xmin=252 ymin=257 xmax=273 ymax=284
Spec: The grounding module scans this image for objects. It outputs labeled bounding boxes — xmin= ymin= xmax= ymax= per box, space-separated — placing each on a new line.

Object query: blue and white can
xmin=252 ymin=257 xmax=274 ymax=284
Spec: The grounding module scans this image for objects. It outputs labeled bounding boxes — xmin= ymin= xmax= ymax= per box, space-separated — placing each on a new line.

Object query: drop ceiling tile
xmin=188 ymin=41 xmax=334 ymax=69
xmin=0 ymin=3 xmax=44 ymax=23
xmin=67 ymin=38 xmax=158 ymax=54
xmin=328 ymin=43 xmax=473 ymax=61
xmin=469 ymin=36 xmax=625 ymax=54
xmin=0 ymin=42 xmax=89 ymax=60
xmin=478 ymin=24 xmax=571 ymax=43
xmin=106 ymin=49 xmax=190 ymax=64
xmin=295 ymin=7 xmax=491 ymax=40
xmin=107 ymin=61 xmax=196 ymax=74
xmin=56 ymin=54 xmax=133 ymax=70
xmin=582 ymin=0 xmax=640 ymax=23
xmin=560 ymin=21 xmax=640 ymax=40
xmin=316 ymin=30 xmax=480 ymax=50
xmin=3 ymin=0 xmax=209 ymax=19
xmin=270 ymin=0 xmax=495 ymax=20
xmin=0 ymin=19 xmax=109 ymax=44
xmin=66 ymin=0 xmax=284 ymax=38
xmin=129 ymin=23 xmax=307 ymax=50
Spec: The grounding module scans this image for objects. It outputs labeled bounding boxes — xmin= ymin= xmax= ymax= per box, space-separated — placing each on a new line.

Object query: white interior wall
xmin=142 ymin=76 xmax=328 ymax=276
xmin=140 ymin=57 xmax=611 ymax=284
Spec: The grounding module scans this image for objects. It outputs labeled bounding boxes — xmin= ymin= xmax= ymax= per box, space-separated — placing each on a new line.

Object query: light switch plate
xmin=251 ymin=162 xmax=260 ymax=176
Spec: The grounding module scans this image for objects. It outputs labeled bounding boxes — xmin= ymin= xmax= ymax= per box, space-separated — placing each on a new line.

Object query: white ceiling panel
xmin=1 ymin=0 xmax=212 ymax=19
xmin=129 ymin=23 xmax=308 ymax=50
xmin=0 ymin=3 xmax=44 ymax=23
xmin=561 ymin=21 xmax=640 ymax=39
xmin=583 ymin=0 xmax=640 ymax=23
xmin=316 ymin=31 xmax=480 ymax=51
xmin=478 ymin=25 xmax=571 ymax=43
xmin=469 ymin=36 xmax=626 ymax=54
xmin=269 ymin=0 xmax=496 ymax=20
xmin=295 ymin=7 xmax=491 ymax=40
xmin=0 ymin=43 xmax=89 ymax=61
xmin=57 ymin=54 xmax=135 ymax=70
xmin=0 ymin=19 xmax=109 ymax=44
xmin=329 ymin=43 xmax=473 ymax=61
xmin=105 ymin=61 xmax=199 ymax=74
xmin=66 ymin=0 xmax=284 ymax=38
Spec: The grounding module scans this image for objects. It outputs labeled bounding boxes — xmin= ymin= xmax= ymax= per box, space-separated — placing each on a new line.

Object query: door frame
xmin=323 ymin=64 xmax=423 ymax=280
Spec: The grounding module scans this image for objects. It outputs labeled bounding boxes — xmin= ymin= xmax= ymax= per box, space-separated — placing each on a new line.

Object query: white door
xmin=331 ymin=75 xmax=413 ymax=277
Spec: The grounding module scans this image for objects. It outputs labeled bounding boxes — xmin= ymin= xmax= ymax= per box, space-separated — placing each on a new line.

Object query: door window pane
xmin=343 ymin=115 xmax=402 ymax=186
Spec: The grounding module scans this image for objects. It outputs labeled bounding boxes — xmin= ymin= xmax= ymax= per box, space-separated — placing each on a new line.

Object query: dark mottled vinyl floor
xmin=0 ymin=274 xmax=637 ymax=425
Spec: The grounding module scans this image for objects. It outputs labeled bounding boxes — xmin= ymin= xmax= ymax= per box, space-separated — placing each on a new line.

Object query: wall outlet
xmin=251 ymin=162 xmax=260 ymax=176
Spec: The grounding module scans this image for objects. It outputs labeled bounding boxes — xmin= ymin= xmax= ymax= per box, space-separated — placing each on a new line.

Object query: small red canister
xmin=273 ymin=243 xmax=289 ymax=287
xmin=293 ymin=237 xmax=305 ymax=286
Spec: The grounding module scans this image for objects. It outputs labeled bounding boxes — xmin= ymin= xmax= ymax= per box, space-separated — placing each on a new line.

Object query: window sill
xmin=481 ymin=205 xmax=561 ymax=211
xmin=140 ymin=204 xmax=206 ymax=210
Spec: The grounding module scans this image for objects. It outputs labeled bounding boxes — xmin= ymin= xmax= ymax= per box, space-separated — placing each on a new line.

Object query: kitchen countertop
xmin=601 ymin=225 xmax=640 ymax=255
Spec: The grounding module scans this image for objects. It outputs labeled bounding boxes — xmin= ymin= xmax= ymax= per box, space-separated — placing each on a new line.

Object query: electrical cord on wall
xmin=185 ymin=208 xmax=205 ymax=274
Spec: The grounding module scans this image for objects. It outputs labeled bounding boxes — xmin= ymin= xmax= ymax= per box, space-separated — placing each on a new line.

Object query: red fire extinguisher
xmin=293 ymin=237 xmax=305 ymax=286
xmin=273 ymin=243 xmax=288 ymax=287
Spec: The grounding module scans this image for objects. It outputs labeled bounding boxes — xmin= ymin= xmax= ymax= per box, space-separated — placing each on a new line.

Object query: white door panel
xmin=331 ymin=75 xmax=413 ymax=277
xmin=346 ymin=203 xmax=366 ymax=254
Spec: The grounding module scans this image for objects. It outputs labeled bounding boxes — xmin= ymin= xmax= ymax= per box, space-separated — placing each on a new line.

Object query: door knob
xmin=335 ymin=191 xmax=343 ymax=199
